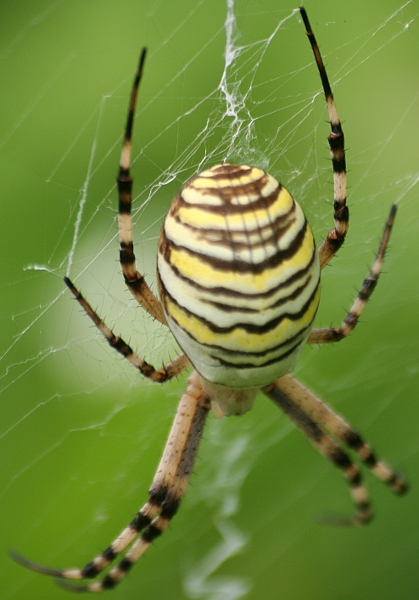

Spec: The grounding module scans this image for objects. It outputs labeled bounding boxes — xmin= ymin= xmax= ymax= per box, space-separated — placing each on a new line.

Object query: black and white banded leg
xmin=300 ymin=7 xmax=348 ymax=270
xmin=264 ymin=375 xmax=407 ymax=525
xmin=64 ymin=277 xmax=189 ymax=382
xmin=12 ymin=372 xmax=210 ymax=592
xmin=308 ymin=204 xmax=396 ymax=344
xmin=117 ymin=48 xmax=167 ymax=325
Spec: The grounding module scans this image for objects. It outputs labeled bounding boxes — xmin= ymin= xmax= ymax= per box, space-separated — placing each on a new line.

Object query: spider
xmin=12 ymin=7 xmax=407 ymax=593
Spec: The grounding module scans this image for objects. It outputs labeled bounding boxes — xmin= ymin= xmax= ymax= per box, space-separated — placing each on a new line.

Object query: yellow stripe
xmin=158 ymin=250 xmax=318 ymax=315
xmin=177 ymin=186 xmax=293 ymax=231
xmin=165 ymin=284 xmax=320 ymax=353
xmin=192 ymin=164 xmax=264 ymax=187
xmin=164 ymin=198 xmax=302 ymax=264
xmin=166 ymin=224 xmax=315 ymax=294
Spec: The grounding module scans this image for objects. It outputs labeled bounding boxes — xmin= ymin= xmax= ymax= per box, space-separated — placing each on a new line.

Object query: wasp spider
xmin=13 ymin=7 xmax=407 ymax=592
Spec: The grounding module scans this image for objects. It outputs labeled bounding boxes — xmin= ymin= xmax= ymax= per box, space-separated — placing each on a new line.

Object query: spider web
xmin=1 ymin=1 xmax=419 ymax=599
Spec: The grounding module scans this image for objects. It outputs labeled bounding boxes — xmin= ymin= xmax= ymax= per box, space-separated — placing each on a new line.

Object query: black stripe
xmin=102 ymin=577 xmax=117 ymax=590
xmin=161 ymin=218 xmax=308 ymax=275
xmin=177 ymin=316 xmax=314 ymax=362
xmin=341 ymin=430 xmax=364 ymax=450
xmin=158 ymin=243 xmax=317 ymax=302
xmin=197 ymin=164 xmax=254 ymax=179
xmin=160 ymin=495 xmax=181 ymax=519
xmin=204 ymin=270 xmax=317 ymax=314
xmin=213 ymin=334 xmax=307 ymax=370
xmin=174 ymin=178 xmax=284 ymax=216
xmin=171 ymin=204 xmax=297 ymax=253
xmin=178 ymin=404 xmax=209 ymax=477
xmin=82 ymin=561 xmax=104 ymax=579
xmin=142 ymin=524 xmax=164 ymax=544
xmin=119 ymin=242 xmax=135 ymax=265
xmin=117 ymin=558 xmax=134 ymax=573
xmin=118 ymin=175 xmax=133 ymax=214
xmin=329 ymin=134 xmax=346 ymax=173
xmin=215 ymin=321 xmax=313 ymax=358
xmin=330 ymin=447 xmax=354 ymax=472
xmin=148 ymin=485 xmax=169 ymax=506
xmin=130 ymin=513 xmax=152 ymax=532
xmin=164 ymin=279 xmax=319 ymax=336
xmin=332 ymin=157 xmax=346 ymax=174
xmin=267 ymin=385 xmax=324 ymax=442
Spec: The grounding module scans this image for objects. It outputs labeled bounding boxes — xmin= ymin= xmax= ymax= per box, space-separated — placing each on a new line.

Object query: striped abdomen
xmin=157 ymin=164 xmax=320 ymax=390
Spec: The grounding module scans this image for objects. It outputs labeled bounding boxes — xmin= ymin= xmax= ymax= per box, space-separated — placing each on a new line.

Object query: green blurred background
xmin=1 ymin=1 xmax=419 ymax=599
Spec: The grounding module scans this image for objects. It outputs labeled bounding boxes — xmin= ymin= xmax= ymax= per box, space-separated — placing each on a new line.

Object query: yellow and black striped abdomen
xmin=157 ymin=164 xmax=320 ymax=389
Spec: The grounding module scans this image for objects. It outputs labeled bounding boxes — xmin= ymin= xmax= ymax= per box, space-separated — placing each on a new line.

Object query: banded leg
xmin=271 ymin=375 xmax=407 ymax=495
xmin=64 ymin=277 xmax=190 ymax=382
xmin=307 ymin=204 xmax=396 ymax=344
xmin=300 ymin=7 xmax=348 ymax=269
xmin=264 ymin=379 xmax=372 ymax=525
xmin=12 ymin=371 xmax=210 ymax=592
xmin=118 ymin=48 xmax=167 ymax=325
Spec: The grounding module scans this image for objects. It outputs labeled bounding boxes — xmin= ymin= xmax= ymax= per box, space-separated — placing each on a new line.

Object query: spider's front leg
xmin=300 ymin=7 xmax=348 ymax=269
xmin=12 ymin=371 xmax=210 ymax=592
xmin=117 ymin=48 xmax=167 ymax=325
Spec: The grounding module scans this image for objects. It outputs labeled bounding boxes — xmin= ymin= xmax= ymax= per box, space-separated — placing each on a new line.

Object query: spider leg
xmin=271 ymin=375 xmax=407 ymax=495
xmin=300 ymin=7 xmax=348 ymax=269
xmin=264 ymin=378 xmax=372 ymax=525
xmin=12 ymin=371 xmax=210 ymax=592
xmin=64 ymin=277 xmax=190 ymax=382
xmin=118 ymin=48 xmax=167 ymax=325
xmin=308 ymin=204 xmax=396 ymax=344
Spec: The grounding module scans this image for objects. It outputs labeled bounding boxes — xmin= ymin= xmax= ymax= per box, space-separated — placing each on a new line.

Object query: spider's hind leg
xmin=264 ymin=374 xmax=407 ymax=526
xmin=264 ymin=377 xmax=372 ymax=526
xmin=12 ymin=371 xmax=210 ymax=592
